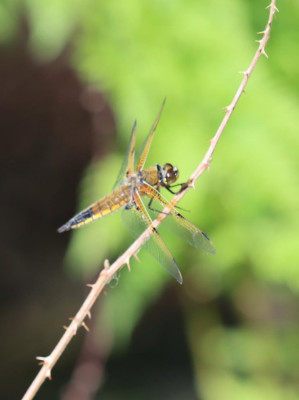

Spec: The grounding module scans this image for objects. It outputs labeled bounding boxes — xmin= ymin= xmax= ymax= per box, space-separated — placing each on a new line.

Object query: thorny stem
xmin=22 ymin=2 xmax=278 ymax=399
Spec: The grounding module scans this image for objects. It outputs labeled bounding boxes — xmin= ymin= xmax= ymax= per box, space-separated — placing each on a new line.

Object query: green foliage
xmin=7 ymin=0 xmax=299 ymax=398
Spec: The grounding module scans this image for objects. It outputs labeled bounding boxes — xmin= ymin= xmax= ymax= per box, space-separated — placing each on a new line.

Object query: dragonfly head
xmin=161 ymin=163 xmax=179 ymax=186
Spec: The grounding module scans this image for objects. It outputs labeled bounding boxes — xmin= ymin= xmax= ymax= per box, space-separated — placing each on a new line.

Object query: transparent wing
xmin=122 ymin=191 xmax=183 ymax=284
xmin=141 ymin=182 xmax=216 ymax=255
xmin=135 ymin=99 xmax=166 ymax=172
xmin=113 ymin=120 xmax=137 ymax=189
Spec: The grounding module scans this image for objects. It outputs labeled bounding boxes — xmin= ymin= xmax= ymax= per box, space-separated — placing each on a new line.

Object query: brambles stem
xmin=22 ymin=2 xmax=278 ymax=398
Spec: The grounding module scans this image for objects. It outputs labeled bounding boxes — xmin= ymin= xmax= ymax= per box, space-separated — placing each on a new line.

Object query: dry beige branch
xmin=22 ymin=1 xmax=278 ymax=399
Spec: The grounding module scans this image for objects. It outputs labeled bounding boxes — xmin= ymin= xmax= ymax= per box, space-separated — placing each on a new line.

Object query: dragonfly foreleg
xmin=147 ymin=197 xmax=171 ymax=215
xmin=164 ymin=182 xmax=188 ymax=195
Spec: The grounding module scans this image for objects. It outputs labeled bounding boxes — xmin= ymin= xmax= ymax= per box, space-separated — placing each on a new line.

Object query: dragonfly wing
xmin=113 ymin=120 xmax=137 ymax=189
xmin=122 ymin=191 xmax=183 ymax=284
xmin=135 ymin=99 xmax=166 ymax=172
xmin=141 ymin=182 xmax=216 ymax=255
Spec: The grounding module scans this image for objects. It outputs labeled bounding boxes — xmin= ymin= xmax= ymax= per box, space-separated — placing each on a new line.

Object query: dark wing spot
xmin=201 ymin=231 xmax=210 ymax=241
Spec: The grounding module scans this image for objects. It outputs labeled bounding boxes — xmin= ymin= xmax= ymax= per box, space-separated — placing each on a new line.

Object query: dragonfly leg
xmin=147 ymin=187 xmax=189 ymax=213
xmin=147 ymin=197 xmax=170 ymax=215
xmin=164 ymin=182 xmax=189 ymax=194
xmin=162 ymin=184 xmax=190 ymax=212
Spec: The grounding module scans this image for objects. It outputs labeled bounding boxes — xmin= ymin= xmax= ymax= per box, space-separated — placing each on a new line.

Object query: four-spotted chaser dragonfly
xmin=58 ymin=100 xmax=215 ymax=283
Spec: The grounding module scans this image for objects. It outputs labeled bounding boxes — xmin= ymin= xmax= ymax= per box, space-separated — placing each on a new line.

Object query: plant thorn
xmin=133 ymin=252 xmax=140 ymax=263
xmin=81 ymin=321 xmax=89 ymax=332
xmin=104 ymin=259 xmax=110 ymax=270
xmin=261 ymin=48 xmax=268 ymax=58
xmin=86 ymin=311 xmax=91 ymax=319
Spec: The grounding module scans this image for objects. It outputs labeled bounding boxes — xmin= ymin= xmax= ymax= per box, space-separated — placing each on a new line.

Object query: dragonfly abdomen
xmin=91 ymin=186 xmax=130 ymax=218
xmin=57 ymin=186 xmax=131 ymax=232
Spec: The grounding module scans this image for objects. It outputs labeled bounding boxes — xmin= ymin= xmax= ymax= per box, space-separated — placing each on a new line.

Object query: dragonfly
xmin=58 ymin=100 xmax=215 ymax=283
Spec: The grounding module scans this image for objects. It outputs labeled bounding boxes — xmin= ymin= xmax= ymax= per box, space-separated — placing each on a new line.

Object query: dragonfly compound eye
xmin=163 ymin=163 xmax=179 ymax=185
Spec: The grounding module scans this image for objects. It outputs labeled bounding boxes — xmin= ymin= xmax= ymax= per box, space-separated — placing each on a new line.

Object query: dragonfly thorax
xmin=158 ymin=163 xmax=179 ymax=186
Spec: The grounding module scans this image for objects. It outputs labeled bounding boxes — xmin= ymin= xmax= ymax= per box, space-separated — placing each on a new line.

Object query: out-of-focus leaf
xmin=15 ymin=0 xmax=299 ymax=397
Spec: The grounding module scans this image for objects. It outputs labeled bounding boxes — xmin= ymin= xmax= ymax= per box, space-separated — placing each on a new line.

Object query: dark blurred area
xmin=0 ymin=20 xmax=195 ymax=400
xmin=0 ymin=21 xmax=115 ymax=398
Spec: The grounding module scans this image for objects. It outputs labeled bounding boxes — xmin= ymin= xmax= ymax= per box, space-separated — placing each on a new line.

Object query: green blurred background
xmin=1 ymin=0 xmax=299 ymax=399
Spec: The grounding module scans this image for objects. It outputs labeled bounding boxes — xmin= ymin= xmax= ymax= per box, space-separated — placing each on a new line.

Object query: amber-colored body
xmin=58 ymin=101 xmax=215 ymax=284
xmin=58 ymin=167 xmax=161 ymax=232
